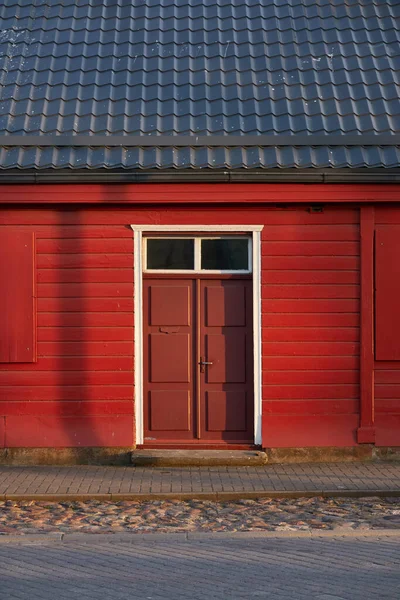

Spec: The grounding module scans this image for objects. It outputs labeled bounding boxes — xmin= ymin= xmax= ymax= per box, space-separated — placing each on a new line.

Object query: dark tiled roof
xmin=0 ymin=0 xmax=399 ymax=170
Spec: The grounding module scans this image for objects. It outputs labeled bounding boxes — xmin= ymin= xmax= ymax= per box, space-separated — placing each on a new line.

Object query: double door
xmin=143 ymin=278 xmax=254 ymax=444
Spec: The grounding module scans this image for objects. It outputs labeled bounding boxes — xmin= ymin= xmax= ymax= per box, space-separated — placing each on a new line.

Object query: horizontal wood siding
xmin=374 ymin=207 xmax=400 ymax=446
xmin=261 ymin=208 xmax=360 ymax=447
xmin=0 ymin=218 xmax=134 ymax=448
xmin=0 ymin=203 xmax=362 ymax=448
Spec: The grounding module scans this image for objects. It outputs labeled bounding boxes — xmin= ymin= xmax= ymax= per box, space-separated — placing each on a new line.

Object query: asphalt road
xmin=1 ymin=533 xmax=399 ymax=600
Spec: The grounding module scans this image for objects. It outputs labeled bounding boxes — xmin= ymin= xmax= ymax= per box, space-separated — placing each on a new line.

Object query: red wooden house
xmin=0 ymin=0 xmax=399 ymax=461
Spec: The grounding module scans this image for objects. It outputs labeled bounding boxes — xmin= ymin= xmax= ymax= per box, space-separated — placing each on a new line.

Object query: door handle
xmin=199 ymin=357 xmax=213 ymax=373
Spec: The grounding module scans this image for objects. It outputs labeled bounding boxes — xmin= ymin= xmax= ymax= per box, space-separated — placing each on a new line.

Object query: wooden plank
xmin=263 ymin=384 xmax=359 ymax=400
xmin=262 ymin=314 xmax=359 ymax=327
xmin=375 ymin=226 xmax=400 ymax=360
xmin=263 ymin=371 xmax=359 ymax=384
xmin=38 ymin=298 xmax=134 ymax=312
xmin=263 ymin=256 xmax=359 ymax=270
xmin=0 ymin=400 xmax=134 ymax=416
xmin=0 ymin=356 xmax=133 ymax=371
xmin=262 ymin=414 xmax=358 ymax=447
xmin=375 ymin=399 xmax=400 ymax=414
xmin=262 ymin=299 xmax=359 ymax=313
xmin=37 ymin=238 xmax=133 ymax=253
xmin=375 ymin=415 xmax=400 ymax=446
xmin=357 ymin=206 xmax=375 ymax=443
xmin=38 ymin=269 xmax=133 ymax=283
xmin=0 ymin=371 xmax=134 ymax=385
xmin=263 ymin=356 xmax=358 ymax=370
xmin=262 ymin=241 xmax=359 ymax=256
xmin=375 ymin=208 xmax=400 ymax=224
xmin=0 ymin=225 xmax=132 ymax=238
xmin=0 ymin=385 xmax=133 ymax=401
xmin=37 ymin=254 xmax=133 ymax=268
xmin=262 ymin=399 xmax=359 ymax=415
xmin=0 ymin=206 xmax=360 ymax=226
xmin=375 ymin=384 xmax=400 ymax=399
xmin=373 ymin=371 xmax=400 ymax=384
xmin=262 ymin=225 xmax=359 ymax=241
xmin=38 ymin=327 xmax=134 ymax=342
xmin=262 ymin=270 xmax=359 ymax=284
xmin=37 ymin=313 xmax=133 ymax=327
xmin=5 ymin=415 xmax=134 ymax=447
xmin=262 ymin=341 xmax=359 ymax=356
xmin=0 ymin=231 xmax=36 ymax=363
xmin=38 ymin=341 xmax=133 ymax=356
xmin=38 ymin=283 xmax=134 ymax=298
xmin=262 ymin=327 xmax=359 ymax=341
xmin=1 ymin=183 xmax=398 ymax=204
xmin=262 ymin=285 xmax=359 ymax=299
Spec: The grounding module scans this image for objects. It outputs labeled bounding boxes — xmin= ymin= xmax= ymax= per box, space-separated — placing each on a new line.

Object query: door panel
xmin=200 ymin=280 xmax=254 ymax=442
xmin=143 ymin=280 xmax=195 ymax=441
xmin=150 ymin=391 xmax=190 ymax=431
xmin=206 ymin=391 xmax=248 ymax=432
xmin=143 ymin=277 xmax=253 ymax=444
xmin=150 ymin=334 xmax=190 ymax=382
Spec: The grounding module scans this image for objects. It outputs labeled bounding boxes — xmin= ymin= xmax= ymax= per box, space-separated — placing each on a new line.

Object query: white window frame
xmin=143 ymin=235 xmax=252 ymax=274
xmin=130 ymin=224 xmax=263 ymax=446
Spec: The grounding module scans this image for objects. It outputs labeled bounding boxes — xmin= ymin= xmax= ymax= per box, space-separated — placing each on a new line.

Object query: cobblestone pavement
xmin=1 ymin=463 xmax=400 ymax=498
xmin=1 ymin=534 xmax=399 ymax=600
xmin=1 ymin=497 xmax=400 ymax=535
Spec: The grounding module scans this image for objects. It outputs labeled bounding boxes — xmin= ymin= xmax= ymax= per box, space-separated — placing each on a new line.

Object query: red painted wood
xmin=375 ymin=415 xmax=400 ymax=446
xmin=262 ymin=225 xmax=359 ymax=241
xmin=38 ymin=298 xmax=134 ymax=312
xmin=262 ymin=315 xmax=359 ymax=328
xmin=37 ymin=313 xmax=133 ymax=327
xmin=262 ymin=299 xmax=359 ymax=313
xmin=1 ymin=183 xmax=400 ymax=204
xmin=38 ymin=341 xmax=133 ymax=356
xmin=143 ymin=279 xmax=195 ymax=441
xmin=263 ymin=256 xmax=359 ymax=270
xmin=37 ymin=254 xmax=133 ymax=269
xmin=38 ymin=283 xmax=133 ymax=297
xmin=262 ymin=400 xmax=359 ymax=415
xmin=262 ymin=285 xmax=359 ymax=299
xmin=200 ymin=279 xmax=253 ymax=442
xmin=263 ymin=328 xmax=359 ymax=342
xmin=38 ymin=327 xmax=133 ymax=342
xmin=375 ymin=208 xmax=400 ymax=224
xmin=357 ymin=206 xmax=375 ymax=443
xmin=262 ymin=414 xmax=358 ymax=447
xmin=38 ymin=268 xmax=133 ymax=283
xmin=262 ymin=241 xmax=359 ymax=256
xmin=375 ymin=226 xmax=400 ymax=360
xmin=263 ymin=384 xmax=359 ymax=400
xmin=264 ymin=371 xmax=359 ymax=384
xmin=0 ymin=417 xmax=4 ymax=447
xmin=0 ymin=372 xmax=133 ymax=385
xmin=5 ymin=415 xmax=134 ymax=447
xmin=0 ymin=385 xmax=133 ymax=401
xmin=0 ymin=400 xmax=134 ymax=416
xmin=263 ymin=357 xmax=358 ymax=370
xmin=0 ymin=231 xmax=36 ymax=363
xmin=262 ymin=342 xmax=359 ymax=356
xmin=262 ymin=270 xmax=359 ymax=284
xmin=375 ymin=399 xmax=400 ymax=414
xmin=0 ymin=206 xmax=360 ymax=226
xmin=0 ymin=356 xmax=133 ymax=371
xmin=38 ymin=238 xmax=132 ymax=253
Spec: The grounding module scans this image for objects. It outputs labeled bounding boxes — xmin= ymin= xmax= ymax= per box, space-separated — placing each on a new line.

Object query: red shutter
xmin=375 ymin=226 xmax=400 ymax=360
xmin=0 ymin=231 xmax=36 ymax=362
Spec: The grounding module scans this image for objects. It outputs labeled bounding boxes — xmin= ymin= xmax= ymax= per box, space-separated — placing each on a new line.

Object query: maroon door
xmin=143 ymin=278 xmax=253 ymax=444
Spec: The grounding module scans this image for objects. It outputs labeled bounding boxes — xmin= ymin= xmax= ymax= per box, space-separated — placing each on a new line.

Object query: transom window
xmin=144 ymin=236 xmax=251 ymax=273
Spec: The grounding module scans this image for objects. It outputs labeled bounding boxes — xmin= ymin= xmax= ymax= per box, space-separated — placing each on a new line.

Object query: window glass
xmin=146 ymin=238 xmax=194 ymax=270
xmin=201 ymin=238 xmax=249 ymax=270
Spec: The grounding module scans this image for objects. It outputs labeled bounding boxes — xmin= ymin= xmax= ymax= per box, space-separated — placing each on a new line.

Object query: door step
xmin=131 ymin=449 xmax=268 ymax=467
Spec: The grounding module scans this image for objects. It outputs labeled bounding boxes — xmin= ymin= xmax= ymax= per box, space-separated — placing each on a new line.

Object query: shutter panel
xmin=375 ymin=226 xmax=400 ymax=360
xmin=0 ymin=231 xmax=36 ymax=362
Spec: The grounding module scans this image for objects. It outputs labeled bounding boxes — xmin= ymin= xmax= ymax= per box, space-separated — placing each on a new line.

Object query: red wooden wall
xmin=0 ymin=186 xmax=397 ymax=449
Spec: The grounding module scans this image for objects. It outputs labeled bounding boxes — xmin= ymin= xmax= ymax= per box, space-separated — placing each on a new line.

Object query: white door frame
xmin=130 ymin=224 xmax=264 ymax=446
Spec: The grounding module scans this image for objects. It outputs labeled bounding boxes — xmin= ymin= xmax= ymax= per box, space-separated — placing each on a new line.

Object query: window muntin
xmin=144 ymin=236 xmax=251 ymax=273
